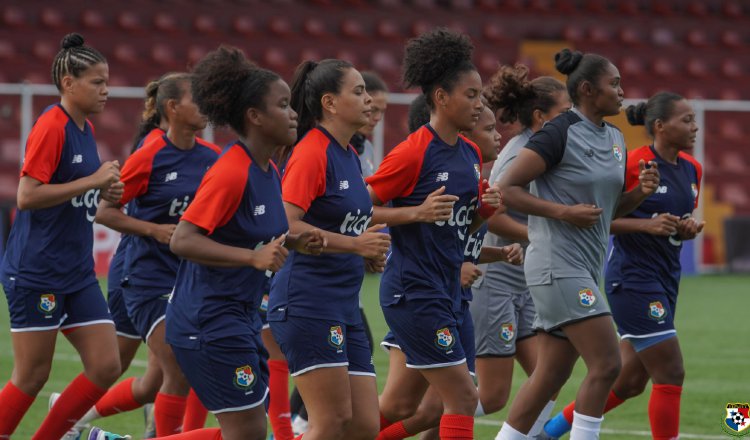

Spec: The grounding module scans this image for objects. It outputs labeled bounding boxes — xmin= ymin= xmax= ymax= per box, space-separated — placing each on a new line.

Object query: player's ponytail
xmin=132 ymin=73 xmax=191 ymax=152
xmin=627 ymin=91 xmax=684 ymax=137
xmin=625 ymin=102 xmax=647 ymax=126
xmin=554 ymin=48 xmax=612 ymax=106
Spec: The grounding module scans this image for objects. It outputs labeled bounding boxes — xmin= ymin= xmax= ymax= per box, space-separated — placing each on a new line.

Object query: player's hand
xmin=354 ymin=223 xmax=391 ymax=259
xmin=101 ymin=181 xmax=125 ymax=204
xmin=91 ymin=160 xmax=121 ymax=189
xmin=149 ymin=223 xmax=177 ymax=244
xmin=561 ymin=204 xmax=603 ymax=228
xmin=500 ymin=243 xmax=524 ymax=265
xmin=365 ymin=256 xmax=386 ymax=273
xmin=292 ymin=229 xmax=327 ymax=255
xmin=251 ymin=234 xmax=289 ymax=272
xmin=416 ymin=186 xmax=458 ymax=223
xmin=645 ymin=213 xmax=680 ymax=236
xmin=480 ymin=179 xmax=504 ymax=210
xmin=676 ymin=216 xmax=705 ymax=240
xmin=460 ymin=262 xmax=483 ymax=288
xmin=636 ymin=160 xmax=660 ymax=197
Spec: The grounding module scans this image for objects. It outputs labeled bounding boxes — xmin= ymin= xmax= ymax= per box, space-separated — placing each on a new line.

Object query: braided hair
xmin=51 ymin=33 xmax=106 ymax=91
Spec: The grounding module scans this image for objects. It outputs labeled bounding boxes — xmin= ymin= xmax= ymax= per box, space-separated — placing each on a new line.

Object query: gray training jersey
xmin=479 ymin=128 xmax=533 ymax=293
xmin=523 ymin=108 xmax=626 ymax=286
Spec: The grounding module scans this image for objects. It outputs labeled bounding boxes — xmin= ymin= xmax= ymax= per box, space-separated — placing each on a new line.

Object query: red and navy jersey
xmin=1 ymin=104 xmax=101 ymax=293
xmin=167 ymin=141 xmax=289 ymax=349
xmin=606 ymin=145 xmax=702 ymax=297
xmin=461 ymin=224 xmax=488 ymax=301
xmin=269 ymin=126 xmax=373 ymax=325
xmin=366 ymin=124 xmax=482 ymax=307
xmin=119 ymin=134 xmax=220 ymax=289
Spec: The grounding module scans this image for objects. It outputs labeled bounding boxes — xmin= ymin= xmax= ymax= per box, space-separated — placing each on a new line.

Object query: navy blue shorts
xmin=383 ymin=296 xmax=467 ymax=369
xmin=270 ymin=315 xmax=375 ymax=377
xmin=172 ymin=335 xmax=269 ymax=414
xmin=607 ymin=285 xmax=677 ymax=341
xmin=108 ymin=285 xmax=139 ymax=339
xmin=3 ymin=280 xmax=112 ymax=332
xmin=122 ymin=285 xmax=169 ymax=341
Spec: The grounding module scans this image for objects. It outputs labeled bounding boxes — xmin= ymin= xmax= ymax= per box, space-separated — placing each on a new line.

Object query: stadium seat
xmin=583 ymin=0 xmax=608 ymax=14
xmin=187 ymin=45 xmax=208 ymax=65
xmin=720 ymin=59 xmax=742 ymax=78
xmin=39 ymin=8 xmax=65 ymax=30
xmin=32 ymin=41 xmax=56 ymax=62
xmin=304 ymin=18 xmax=329 ymax=38
xmin=686 ymin=1 xmax=709 ymax=18
xmin=719 ymin=183 xmax=750 ymax=208
xmin=412 ymin=0 xmax=436 ymax=9
xmin=268 ymin=17 xmax=293 ymax=38
xmin=375 ymin=20 xmax=402 ymax=40
xmin=618 ymin=27 xmax=643 ymax=46
xmin=340 ymin=18 xmax=367 ymax=39
xmin=410 ymin=20 xmax=431 ymax=38
xmin=448 ymin=0 xmax=473 ymax=10
xmin=587 ymin=25 xmax=611 ymax=44
xmin=561 ymin=25 xmax=584 ymax=44
xmin=685 ymin=29 xmax=709 ymax=48
xmin=153 ymin=13 xmax=180 ymax=34
xmin=719 ymin=119 xmax=743 ymax=141
xmin=482 ymin=23 xmax=505 ymax=43
xmin=113 ymin=44 xmax=139 ymax=64
xmin=335 ymin=49 xmax=358 ymax=66
xmin=686 ymin=58 xmax=709 ymax=78
xmin=651 ymin=28 xmax=676 ymax=47
xmin=2 ymin=6 xmax=25 ymax=28
xmin=150 ymin=43 xmax=178 ymax=67
xmin=722 ymin=0 xmax=743 ymax=19
xmin=476 ymin=0 xmax=501 ymax=11
xmin=263 ymin=48 xmax=290 ymax=72
xmin=0 ymin=41 xmax=16 ymax=61
xmin=620 ymin=56 xmax=645 ymax=78
xmin=719 ymin=88 xmax=741 ymax=101
xmin=80 ymin=10 xmax=106 ymax=29
xmin=478 ymin=53 xmax=500 ymax=76
xmin=193 ymin=16 xmax=218 ymax=35
xmin=371 ymin=50 xmax=399 ymax=75
xmin=720 ymin=30 xmax=742 ymax=49
xmin=651 ymin=1 xmax=675 ymax=16
xmin=553 ymin=0 xmax=577 ymax=14
xmin=617 ymin=2 xmax=640 ymax=16
xmin=232 ymin=16 xmax=257 ymax=37
xmin=299 ymin=48 xmax=323 ymax=64
xmin=117 ymin=11 xmax=143 ymax=32
xmin=652 ymin=58 xmax=676 ymax=77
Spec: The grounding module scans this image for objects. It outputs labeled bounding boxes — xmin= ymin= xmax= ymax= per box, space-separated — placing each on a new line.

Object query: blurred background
xmin=0 ymin=0 xmax=748 ymax=274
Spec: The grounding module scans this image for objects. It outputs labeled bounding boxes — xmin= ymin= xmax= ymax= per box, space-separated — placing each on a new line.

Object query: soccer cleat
xmin=87 ymin=427 xmax=132 ymax=440
xmin=530 ymin=432 xmax=558 ymax=440
xmin=291 ymin=414 xmax=308 ymax=435
xmin=142 ymin=403 xmax=156 ymax=439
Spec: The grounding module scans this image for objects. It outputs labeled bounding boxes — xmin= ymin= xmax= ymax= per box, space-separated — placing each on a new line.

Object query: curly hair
xmin=402 ymin=28 xmax=475 ymax=108
xmin=554 ymin=48 xmax=612 ymax=106
xmin=626 ymin=91 xmax=684 ymax=137
xmin=51 ymin=33 xmax=107 ymax=91
xmin=484 ymin=64 xmax=566 ymax=127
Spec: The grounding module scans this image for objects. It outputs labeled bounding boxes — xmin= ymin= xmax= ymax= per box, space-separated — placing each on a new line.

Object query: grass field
xmin=1 ymin=274 xmax=747 ymax=439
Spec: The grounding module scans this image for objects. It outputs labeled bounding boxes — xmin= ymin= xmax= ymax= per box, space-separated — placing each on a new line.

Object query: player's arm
xmin=610 ymin=214 xmax=680 ymax=236
xmin=615 ymin=160 xmax=660 ymax=218
xmin=487 ymin=212 xmax=528 ymax=242
xmin=95 ymin=200 xmax=176 ymax=244
xmin=369 ymin=185 xmax=458 ymax=226
xmin=477 ymin=243 xmax=523 ymax=265
xmin=17 ymin=165 xmax=120 ymax=211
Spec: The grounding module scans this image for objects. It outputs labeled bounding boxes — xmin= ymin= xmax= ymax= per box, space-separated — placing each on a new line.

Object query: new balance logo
xmin=71 ymin=154 xmax=83 ymax=163
xmin=656 ymin=185 xmax=668 ymax=194
xmin=165 ymin=172 xmax=178 ymax=182
xmin=436 ymin=172 xmax=449 ymax=182
xmin=254 ymin=205 xmax=266 ymax=216
xmin=339 ymin=180 xmax=349 ymax=190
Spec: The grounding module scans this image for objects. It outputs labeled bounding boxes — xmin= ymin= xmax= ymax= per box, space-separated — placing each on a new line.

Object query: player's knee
xmin=591 ymin=356 xmax=621 ymax=385
xmin=317 ymin=410 xmax=353 ymax=439
xmin=347 ymin=415 xmax=379 ymax=440
xmin=13 ymin=365 xmax=52 ymax=395
xmin=385 ymin=397 xmax=420 ymax=421
xmin=654 ymin=362 xmax=685 ymax=386
xmin=482 ymin=393 xmax=509 ymax=414
xmin=445 ymin=386 xmax=478 ymax=415
xmin=87 ymin=356 xmax=122 ymax=387
xmin=615 ymin=376 xmax=648 ymax=399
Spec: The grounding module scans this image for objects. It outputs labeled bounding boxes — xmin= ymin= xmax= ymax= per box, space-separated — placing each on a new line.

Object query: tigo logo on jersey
xmin=649 ymin=301 xmax=667 ymax=321
xmin=253 ymin=205 xmax=266 ymax=216
xmin=436 ymin=172 xmax=449 ymax=182
xmin=722 ymin=403 xmax=750 ymax=437
xmin=578 ymin=288 xmax=597 ymax=307
xmin=500 ymin=323 xmax=514 ymax=342
xmin=259 ymin=294 xmax=269 ymax=313
xmin=612 ymin=145 xmax=623 ymax=161
xmin=328 ymin=326 xmax=344 ymax=350
xmin=434 ymin=328 xmax=455 ymax=351
xmin=233 ymin=365 xmax=256 ymax=390
xmin=38 ymin=294 xmax=56 ymax=314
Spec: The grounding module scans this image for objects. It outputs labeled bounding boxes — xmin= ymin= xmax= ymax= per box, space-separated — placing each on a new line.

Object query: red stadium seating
xmin=2 ymin=6 xmax=26 ymax=28
xmin=153 ymin=13 xmax=180 ymax=34
xmin=340 ymin=18 xmax=368 ymax=39
xmin=375 ymin=20 xmax=402 ymax=40
xmin=117 ymin=12 xmax=143 ymax=32
xmin=80 ymin=10 xmax=107 ymax=30
xmin=232 ymin=16 xmax=257 ymax=37
xmin=39 ymin=8 xmax=65 ymax=30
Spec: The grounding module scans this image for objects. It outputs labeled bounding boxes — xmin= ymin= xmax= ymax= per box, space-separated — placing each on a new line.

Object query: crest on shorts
xmin=612 ymin=144 xmax=623 ymax=162
xmin=259 ymin=294 xmax=269 ymax=313
xmin=578 ymin=288 xmax=596 ymax=307
xmin=38 ymin=293 xmax=56 ymax=314
xmin=473 ymin=164 xmax=481 ymax=180
xmin=648 ymin=301 xmax=667 ymax=321
xmin=723 ymin=403 xmax=750 ymax=436
xmin=500 ymin=323 xmax=515 ymax=342
xmin=329 ymin=325 xmax=344 ymax=348
xmin=233 ymin=365 xmax=256 ymax=390
xmin=434 ymin=327 xmax=455 ymax=350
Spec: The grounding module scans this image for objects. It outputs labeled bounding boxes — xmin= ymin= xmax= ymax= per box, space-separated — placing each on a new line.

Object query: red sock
xmin=377 ymin=420 xmax=411 ymax=440
xmin=438 ymin=414 xmax=473 ymax=440
xmin=94 ymin=377 xmax=141 ymax=417
xmin=649 ymin=384 xmax=682 ymax=440
xmin=380 ymin=412 xmax=393 ymax=430
xmin=182 ymin=389 xmax=208 ymax=431
xmin=562 ymin=389 xmax=625 ymax=423
xmin=158 ymin=428 xmax=222 ymax=439
xmin=268 ymin=360 xmax=294 ymax=440
xmin=32 ymin=373 xmax=106 ymax=440
xmin=155 ymin=392 xmax=188 ymax=436
xmin=0 ymin=381 xmax=35 ymax=437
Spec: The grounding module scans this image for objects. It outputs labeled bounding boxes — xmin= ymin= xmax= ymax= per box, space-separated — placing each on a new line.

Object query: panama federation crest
xmin=723 ymin=403 xmax=750 ymax=436
xmin=233 ymin=365 xmax=256 ymax=390
xmin=435 ymin=327 xmax=455 ymax=351
xmin=691 ymin=183 xmax=699 ymax=200
xmin=649 ymin=301 xmax=667 ymax=321
xmin=259 ymin=294 xmax=269 ymax=313
xmin=38 ymin=293 xmax=56 ymax=314
xmin=500 ymin=323 xmax=515 ymax=342
xmin=329 ymin=325 xmax=344 ymax=350
xmin=612 ymin=144 xmax=623 ymax=162
xmin=473 ymin=163 xmax=481 ymax=180
xmin=578 ymin=288 xmax=596 ymax=307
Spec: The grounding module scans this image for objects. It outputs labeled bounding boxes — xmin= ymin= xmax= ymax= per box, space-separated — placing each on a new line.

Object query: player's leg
xmin=380 ymin=386 xmax=442 ymax=440
xmin=293 ymin=366 xmax=355 ymax=440
xmin=148 ymin=319 xmax=191 ymax=436
xmin=263 ymin=325 xmax=294 ymax=440
xmin=340 ymin=321 xmax=379 ymax=440
xmin=378 ymin=346 xmax=430 ymax=425
xmin=637 ymin=335 xmax=684 ymax=439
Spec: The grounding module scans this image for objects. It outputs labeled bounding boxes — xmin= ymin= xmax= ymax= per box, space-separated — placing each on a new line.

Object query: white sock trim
xmin=495 ymin=422 xmax=528 ymax=440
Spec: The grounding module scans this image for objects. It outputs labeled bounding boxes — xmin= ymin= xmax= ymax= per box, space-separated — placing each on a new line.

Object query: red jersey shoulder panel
xmin=282 ymin=128 xmax=329 ymax=212
xmin=181 ymin=144 xmax=251 ymax=235
xmin=20 ymin=106 xmax=68 ymax=184
xmin=625 ymin=145 xmax=656 ymax=192
xmin=365 ymin=125 xmax=434 ymax=203
xmin=119 ymin=135 xmax=169 ymax=205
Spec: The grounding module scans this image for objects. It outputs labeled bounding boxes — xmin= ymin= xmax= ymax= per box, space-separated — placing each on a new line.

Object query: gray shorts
xmin=470 ymin=282 xmax=536 ymax=357
xmin=529 ymin=277 xmax=611 ymax=337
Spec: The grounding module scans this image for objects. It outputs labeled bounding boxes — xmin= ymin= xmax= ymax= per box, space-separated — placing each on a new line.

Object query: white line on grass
xmin=475 ymin=418 xmax=727 ymax=439
xmin=53 ymin=352 xmax=148 ymax=368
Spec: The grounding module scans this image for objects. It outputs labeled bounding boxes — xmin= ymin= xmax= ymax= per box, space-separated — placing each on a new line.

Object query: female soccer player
xmin=542 ymin=92 xmax=702 ymax=440
xmin=495 ymin=49 xmax=660 ymax=440
xmin=366 ymin=28 xmax=501 ymax=440
xmin=0 ymin=33 xmax=124 ymax=440
xmin=95 ymin=72 xmax=221 ymax=436
xmin=267 ymin=58 xmax=391 ymax=440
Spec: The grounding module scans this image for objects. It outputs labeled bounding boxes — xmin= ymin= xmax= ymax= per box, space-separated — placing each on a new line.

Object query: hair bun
xmin=61 ymin=33 xmax=85 ymax=50
xmin=625 ymin=102 xmax=647 ymax=126
xmin=554 ymin=48 xmax=583 ymax=75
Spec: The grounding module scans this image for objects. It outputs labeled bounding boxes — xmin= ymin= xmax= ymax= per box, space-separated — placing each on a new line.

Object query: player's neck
xmin=59 ymin=98 xmax=88 ymax=130
xmin=241 ymin=134 xmax=274 ymax=171
xmin=429 ymin=115 xmax=460 ymax=146
xmin=653 ymin=140 xmax=679 ymax=164
xmin=167 ymin=126 xmax=196 ymax=150
xmin=319 ymin=119 xmax=357 ymax=151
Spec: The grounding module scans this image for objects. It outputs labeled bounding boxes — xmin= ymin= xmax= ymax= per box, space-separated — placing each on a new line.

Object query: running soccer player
xmin=542 ymin=92 xmax=702 ymax=440
xmin=94 ymin=72 xmax=221 ymax=437
xmin=0 ymin=33 xmax=125 ymax=440
xmin=367 ymin=29 xmax=501 ymax=440
xmin=495 ymin=49 xmax=660 ymax=440
xmin=267 ymin=58 xmax=391 ymax=440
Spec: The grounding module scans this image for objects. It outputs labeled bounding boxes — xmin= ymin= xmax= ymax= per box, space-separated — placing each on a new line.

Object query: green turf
xmin=1 ymin=274 xmax=747 ymax=439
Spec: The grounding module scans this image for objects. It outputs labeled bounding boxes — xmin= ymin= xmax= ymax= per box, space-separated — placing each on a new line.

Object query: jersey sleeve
xmin=624 ymin=146 xmax=654 ymax=192
xmin=181 ymin=153 xmax=247 ymax=235
xmin=20 ymin=121 xmax=65 ymax=184
xmin=119 ymin=147 xmax=155 ymax=205
xmin=281 ymin=143 xmax=327 ymax=212
xmin=680 ymin=152 xmax=703 ymax=209
xmin=365 ymin=137 xmax=425 ymax=204
xmin=525 ymin=122 xmax=565 ymax=170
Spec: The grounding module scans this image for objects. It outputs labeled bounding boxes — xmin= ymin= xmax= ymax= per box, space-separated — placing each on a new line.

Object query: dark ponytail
xmin=131 ymin=72 xmax=191 ymax=151
xmin=626 ymin=91 xmax=684 ymax=137
xmin=554 ymin=48 xmax=612 ymax=106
